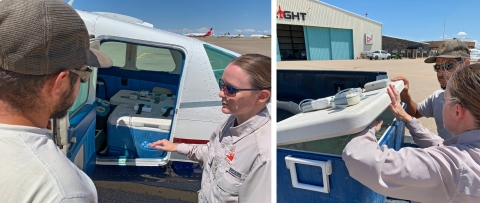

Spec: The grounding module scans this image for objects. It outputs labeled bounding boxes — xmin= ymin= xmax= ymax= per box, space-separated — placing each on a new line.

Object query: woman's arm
xmin=406 ymin=118 xmax=444 ymax=148
xmin=342 ymin=124 xmax=452 ymax=202
xmin=150 ymin=139 xmax=210 ymax=165
xmin=387 ymin=84 xmax=444 ymax=148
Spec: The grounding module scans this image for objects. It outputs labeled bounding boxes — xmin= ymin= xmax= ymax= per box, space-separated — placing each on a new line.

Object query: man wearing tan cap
xmin=392 ymin=39 xmax=470 ymax=140
xmin=0 ymin=0 xmax=112 ymax=202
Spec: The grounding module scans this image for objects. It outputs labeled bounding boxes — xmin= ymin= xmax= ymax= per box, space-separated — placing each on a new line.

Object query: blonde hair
xmin=230 ymin=54 xmax=271 ymax=90
xmin=448 ymin=63 xmax=480 ymax=127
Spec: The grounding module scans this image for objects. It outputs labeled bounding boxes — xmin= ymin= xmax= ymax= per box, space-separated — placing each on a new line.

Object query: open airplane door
xmin=51 ymin=39 xmax=100 ymax=175
xmin=91 ymin=35 xmax=186 ymax=167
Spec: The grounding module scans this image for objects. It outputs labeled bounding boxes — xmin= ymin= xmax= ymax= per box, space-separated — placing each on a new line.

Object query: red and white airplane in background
xmin=183 ymin=28 xmax=213 ymax=38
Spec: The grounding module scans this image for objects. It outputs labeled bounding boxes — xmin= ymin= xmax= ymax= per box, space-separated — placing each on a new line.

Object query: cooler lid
xmin=277 ymin=81 xmax=404 ymax=145
xmin=108 ymin=104 xmax=172 ymax=131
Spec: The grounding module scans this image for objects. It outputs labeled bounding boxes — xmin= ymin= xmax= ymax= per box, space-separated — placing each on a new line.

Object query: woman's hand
xmin=387 ymin=84 xmax=412 ymax=123
xmin=372 ymin=120 xmax=383 ymax=132
xmin=150 ymin=139 xmax=177 ymax=152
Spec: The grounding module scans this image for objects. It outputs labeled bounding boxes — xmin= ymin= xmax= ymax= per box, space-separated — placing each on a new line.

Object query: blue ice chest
xmin=132 ymin=129 xmax=168 ymax=158
xmin=107 ymin=124 xmax=169 ymax=158
xmin=276 ymin=108 xmax=406 ymax=203
xmin=107 ymin=104 xmax=171 ymax=158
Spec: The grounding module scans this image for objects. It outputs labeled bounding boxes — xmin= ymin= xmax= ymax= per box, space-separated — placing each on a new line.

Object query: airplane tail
xmin=204 ymin=28 xmax=213 ymax=36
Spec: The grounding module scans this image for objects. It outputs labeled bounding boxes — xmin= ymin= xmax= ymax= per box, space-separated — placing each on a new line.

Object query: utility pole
xmin=443 ymin=19 xmax=446 ymax=40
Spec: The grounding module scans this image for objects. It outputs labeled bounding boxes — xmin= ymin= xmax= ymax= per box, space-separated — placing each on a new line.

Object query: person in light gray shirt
xmin=392 ymin=39 xmax=471 ymax=140
xmin=151 ymin=54 xmax=271 ymax=203
xmin=343 ymin=64 xmax=480 ymax=202
xmin=0 ymin=0 xmax=112 ymax=202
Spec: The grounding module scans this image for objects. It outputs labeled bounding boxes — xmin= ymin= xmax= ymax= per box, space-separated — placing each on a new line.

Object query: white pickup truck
xmin=367 ymin=50 xmax=391 ymax=60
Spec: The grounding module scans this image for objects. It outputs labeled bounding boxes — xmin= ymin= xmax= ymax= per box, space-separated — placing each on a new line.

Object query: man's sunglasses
xmin=218 ymin=79 xmax=267 ymax=96
xmin=70 ymin=66 xmax=93 ymax=83
xmin=433 ymin=60 xmax=462 ymax=72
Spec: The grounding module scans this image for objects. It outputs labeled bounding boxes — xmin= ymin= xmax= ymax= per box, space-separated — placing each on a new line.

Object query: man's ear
xmin=256 ymin=90 xmax=270 ymax=104
xmin=46 ymin=70 xmax=70 ymax=99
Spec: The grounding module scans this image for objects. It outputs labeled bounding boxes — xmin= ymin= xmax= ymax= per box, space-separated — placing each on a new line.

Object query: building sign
xmin=365 ymin=34 xmax=373 ymax=45
xmin=276 ymin=5 xmax=307 ymax=21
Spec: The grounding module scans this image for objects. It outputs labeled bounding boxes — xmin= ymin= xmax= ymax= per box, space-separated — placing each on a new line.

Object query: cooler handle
xmin=285 ymin=156 xmax=332 ymax=193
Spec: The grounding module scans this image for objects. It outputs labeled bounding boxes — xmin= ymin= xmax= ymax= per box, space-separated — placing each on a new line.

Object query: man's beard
xmin=438 ymin=75 xmax=447 ymax=90
xmin=50 ymin=86 xmax=76 ymax=119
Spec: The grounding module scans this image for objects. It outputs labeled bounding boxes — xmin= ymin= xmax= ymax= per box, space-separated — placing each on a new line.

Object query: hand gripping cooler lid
xmin=108 ymin=104 xmax=172 ymax=131
xmin=277 ymin=81 xmax=404 ymax=145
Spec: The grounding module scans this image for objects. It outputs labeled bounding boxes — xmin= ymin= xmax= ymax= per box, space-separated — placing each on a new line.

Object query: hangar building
xmin=276 ymin=0 xmax=382 ymax=61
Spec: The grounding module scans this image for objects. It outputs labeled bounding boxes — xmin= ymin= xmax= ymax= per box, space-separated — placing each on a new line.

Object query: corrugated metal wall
xmin=277 ymin=0 xmax=382 ymax=58
xmin=330 ymin=28 xmax=353 ymax=60
xmin=304 ymin=26 xmax=331 ymax=60
xmin=277 ymin=38 xmax=282 ymax=61
xmin=304 ymin=26 xmax=353 ymax=60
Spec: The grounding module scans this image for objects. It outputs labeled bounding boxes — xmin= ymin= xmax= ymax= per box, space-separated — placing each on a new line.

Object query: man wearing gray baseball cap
xmin=392 ymin=39 xmax=470 ymax=140
xmin=0 ymin=0 xmax=112 ymax=202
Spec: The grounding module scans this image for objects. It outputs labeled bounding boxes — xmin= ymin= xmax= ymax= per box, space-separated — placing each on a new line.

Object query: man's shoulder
xmin=430 ymin=90 xmax=445 ymax=98
xmin=421 ymin=89 xmax=444 ymax=103
xmin=0 ymin=131 xmax=96 ymax=202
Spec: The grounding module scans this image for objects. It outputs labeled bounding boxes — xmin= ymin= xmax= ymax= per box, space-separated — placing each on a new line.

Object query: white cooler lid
xmin=277 ymin=81 xmax=404 ymax=145
xmin=108 ymin=104 xmax=173 ymax=131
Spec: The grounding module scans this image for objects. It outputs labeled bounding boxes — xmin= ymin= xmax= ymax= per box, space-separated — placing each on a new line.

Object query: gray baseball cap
xmin=0 ymin=0 xmax=112 ymax=75
xmin=424 ymin=39 xmax=471 ymax=63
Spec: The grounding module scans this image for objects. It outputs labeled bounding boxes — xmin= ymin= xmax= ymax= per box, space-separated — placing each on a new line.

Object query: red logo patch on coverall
xmin=226 ymin=146 xmax=236 ymax=162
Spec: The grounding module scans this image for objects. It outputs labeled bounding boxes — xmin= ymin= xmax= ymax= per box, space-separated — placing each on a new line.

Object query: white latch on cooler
xmin=364 ymin=79 xmax=390 ymax=92
xmin=129 ymin=92 xmax=139 ymax=100
xmin=139 ymin=90 xmax=149 ymax=97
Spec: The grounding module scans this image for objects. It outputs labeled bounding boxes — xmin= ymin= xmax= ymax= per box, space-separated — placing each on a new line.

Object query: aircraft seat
xmin=152 ymin=86 xmax=172 ymax=95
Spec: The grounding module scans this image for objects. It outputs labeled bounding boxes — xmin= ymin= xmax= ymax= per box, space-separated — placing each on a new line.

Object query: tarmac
xmin=198 ymin=37 xmax=271 ymax=57
xmin=277 ymin=58 xmax=442 ymax=136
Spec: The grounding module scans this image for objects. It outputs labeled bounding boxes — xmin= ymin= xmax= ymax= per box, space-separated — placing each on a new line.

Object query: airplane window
xmin=100 ymin=42 xmax=126 ymax=67
xmin=203 ymin=44 xmax=236 ymax=81
xmin=136 ymin=45 xmax=176 ymax=72
xmin=68 ymin=80 xmax=90 ymax=117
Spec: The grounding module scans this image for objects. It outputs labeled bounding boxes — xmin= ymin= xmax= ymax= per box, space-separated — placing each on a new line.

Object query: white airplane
xmin=250 ymin=34 xmax=271 ymax=39
xmin=92 ymin=12 xmax=154 ymax=28
xmin=219 ymin=32 xmax=244 ymax=39
xmin=50 ymin=1 xmax=272 ymax=177
xmin=182 ymin=28 xmax=213 ymax=38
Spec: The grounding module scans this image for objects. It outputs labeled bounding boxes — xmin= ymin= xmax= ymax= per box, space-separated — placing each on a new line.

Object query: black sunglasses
xmin=433 ymin=60 xmax=462 ymax=72
xmin=218 ymin=79 xmax=265 ymax=96
xmin=70 ymin=66 xmax=93 ymax=83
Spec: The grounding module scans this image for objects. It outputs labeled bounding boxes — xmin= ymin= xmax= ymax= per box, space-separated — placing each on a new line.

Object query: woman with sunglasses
xmin=343 ymin=64 xmax=480 ymax=202
xmin=150 ymin=54 xmax=271 ymax=203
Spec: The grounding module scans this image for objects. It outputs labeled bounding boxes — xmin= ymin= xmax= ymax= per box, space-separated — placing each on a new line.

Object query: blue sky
xmin=319 ymin=0 xmax=479 ymax=47
xmin=65 ymin=0 xmax=271 ymax=36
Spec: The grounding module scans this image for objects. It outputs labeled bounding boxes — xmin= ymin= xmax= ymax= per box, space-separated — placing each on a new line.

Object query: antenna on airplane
xmin=67 ymin=0 xmax=75 ymax=6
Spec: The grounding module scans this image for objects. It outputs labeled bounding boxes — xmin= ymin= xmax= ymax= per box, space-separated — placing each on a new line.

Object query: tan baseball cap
xmin=424 ymin=39 xmax=471 ymax=63
xmin=0 ymin=0 xmax=112 ymax=75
